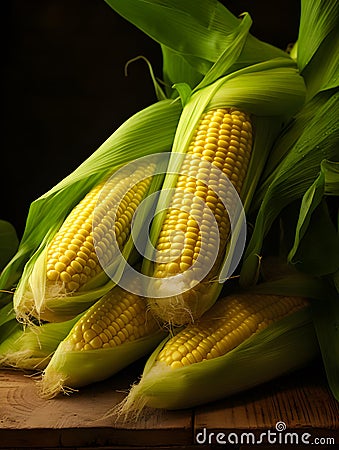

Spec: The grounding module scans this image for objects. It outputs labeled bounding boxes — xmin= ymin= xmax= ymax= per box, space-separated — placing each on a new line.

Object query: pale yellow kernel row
xmin=67 ymin=287 xmax=160 ymax=351
xmin=153 ymin=108 xmax=252 ymax=282
xmin=46 ymin=166 xmax=154 ymax=295
xmin=157 ymin=295 xmax=308 ymax=368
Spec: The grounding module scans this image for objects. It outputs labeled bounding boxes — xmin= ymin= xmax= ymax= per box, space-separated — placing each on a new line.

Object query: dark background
xmin=3 ymin=0 xmax=300 ymax=238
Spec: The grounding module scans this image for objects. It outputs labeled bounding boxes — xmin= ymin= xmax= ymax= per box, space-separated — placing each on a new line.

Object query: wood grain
xmin=0 ymin=360 xmax=338 ymax=448
xmin=194 ymin=362 xmax=339 ymax=447
xmin=0 ymin=360 xmax=192 ymax=448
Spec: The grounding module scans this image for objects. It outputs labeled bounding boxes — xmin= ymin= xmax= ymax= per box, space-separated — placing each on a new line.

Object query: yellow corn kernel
xmin=45 ymin=164 xmax=154 ymax=296
xmin=67 ymin=286 xmax=160 ymax=351
xmin=157 ymin=294 xmax=309 ymax=369
xmin=149 ymin=108 xmax=253 ymax=325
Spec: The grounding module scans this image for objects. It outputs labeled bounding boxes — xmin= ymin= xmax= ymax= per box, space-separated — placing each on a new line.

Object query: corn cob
xmin=18 ymin=161 xmax=155 ymax=322
xmin=46 ymin=163 xmax=154 ymax=296
xmin=114 ymin=293 xmax=318 ymax=415
xmin=39 ymin=285 xmax=166 ymax=398
xmin=148 ymin=107 xmax=253 ymax=325
xmin=157 ymin=294 xmax=307 ymax=368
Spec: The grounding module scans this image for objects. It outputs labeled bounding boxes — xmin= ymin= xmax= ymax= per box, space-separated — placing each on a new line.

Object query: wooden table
xmin=0 ymin=359 xmax=338 ymax=449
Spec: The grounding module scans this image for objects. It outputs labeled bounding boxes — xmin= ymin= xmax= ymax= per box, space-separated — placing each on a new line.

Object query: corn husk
xmin=240 ymin=90 xmax=338 ymax=289
xmin=102 ymin=1 xmax=307 ymax=326
xmin=296 ymin=0 xmax=338 ymax=99
xmin=238 ymin=0 xmax=339 ymax=402
xmin=3 ymin=99 xmax=181 ymax=323
xmin=112 ymin=300 xmax=318 ymax=416
xmin=0 ymin=302 xmax=19 ymax=344
xmin=38 ymin=286 xmax=167 ymax=398
xmin=0 ymin=220 xmax=19 ymax=307
xmin=0 ymin=314 xmax=81 ymax=370
xmin=105 ymin=0 xmax=290 ymax=96
xmin=111 ymin=266 xmax=325 ymax=417
xmin=0 ymin=220 xmax=18 ymax=274
xmin=240 ymin=0 xmax=338 ymax=286
xmin=138 ymin=57 xmax=306 ymax=322
xmin=312 ymin=285 xmax=339 ymax=402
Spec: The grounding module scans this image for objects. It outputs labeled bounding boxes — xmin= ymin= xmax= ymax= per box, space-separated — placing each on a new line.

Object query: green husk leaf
xmin=124 ymin=55 xmax=167 ymax=101
xmin=39 ymin=330 xmax=166 ymax=398
xmin=114 ymin=307 xmax=318 ymax=414
xmin=0 ymin=220 xmax=19 ymax=273
xmin=161 ymin=45 xmax=204 ymax=96
xmin=0 ymin=290 xmax=14 ymax=309
xmin=143 ymin=58 xmax=305 ymax=290
xmin=0 ymin=301 xmax=16 ymax=328
xmin=300 ymin=28 xmax=339 ymax=100
xmin=0 ymin=319 xmax=21 ymax=346
xmin=312 ymin=288 xmax=339 ymax=401
xmin=322 ymin=159 xmax=339 ymax=195
xmin=0 ymin=302 xmax=20 ymax=344
xmin=246 ymin=255 xmax=335 ymax=300
xmin=5 ymin=99 xmax=181 ymax=322
xmin=333 ymin=270 xmax=339 ymax=294
xmin=298 ymin=0 xmax=338 ymax=71
xmin=206 ymin=58 xmax=305 ymax=118
xmin=173 ymin=82 xmax=192 ymax=107
xmin=261 ymin=90 xmax=335 ymax=176
xmin=37 ymin=285 xmax=168 ymax=398
xmin=247 ymin=272 xmax=333 ymax=302
xmin=297 ymin=0 xmax=339 ymax=98
xmin=0 ymin=314 xmax=81 ymax=370
xmin=288 ymin=199 xmax=339 ymax=276
xmin=0 ymin=220 xmax=19 ymax=308
xmin=104 ymin=0 xmax=288 ymax=94
xmin=287 ymin=165 xmax=326 ymax=262
xmin=287 ymin=160 xmax=339 ymax=274
xmin=240 ymin=91 xmax=339 ymax=287
xmin=194 ymin=12 xmax=252 ymax=90
xmin=239 ymin=117 xmax=283 ymax=212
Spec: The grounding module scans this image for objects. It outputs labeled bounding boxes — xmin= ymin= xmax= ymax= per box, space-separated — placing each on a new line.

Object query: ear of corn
xmin=38 ymin=286 xmax=166 ymax=398
xmin=9 ymin=99 xmax=182 ymax=323
xmin=0 ymin=314 xmax=81 ymax=371
xmin=147 ymin=107 xmax=253 ymax=325
xmin=49 ymin=165 xmax=155 ymax=294
xmin=15 ymin=162 xmax=155 ymax=323
xmin=143 ymin=58 xmax=306 ymax=326
xmin=113 ymin=293 xmax=318 ymax=416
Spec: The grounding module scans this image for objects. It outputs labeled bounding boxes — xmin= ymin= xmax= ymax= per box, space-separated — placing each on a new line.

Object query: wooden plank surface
xmin=194 ymin=362 xmax=339 ymax=447
xmin=0 ymin=359 xmax=338 ymax=449
xmin=0 ymin=360 xmax=193 ymax=449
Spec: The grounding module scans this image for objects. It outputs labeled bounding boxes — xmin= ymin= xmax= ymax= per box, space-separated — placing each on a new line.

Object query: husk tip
xmin=36 ymin=369 xmax=75 ymax=399
xmin=147 ymin=293 xmax=195 ymax=327
xmin=103 ymin=381 xmax=151 ymax=424
xmin=0 ymin=350 xmax=29 ymax=370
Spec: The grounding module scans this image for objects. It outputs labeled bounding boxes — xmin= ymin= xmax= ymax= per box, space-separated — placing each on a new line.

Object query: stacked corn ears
xmin=1 ymin=0 xmax=338 ymax=416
